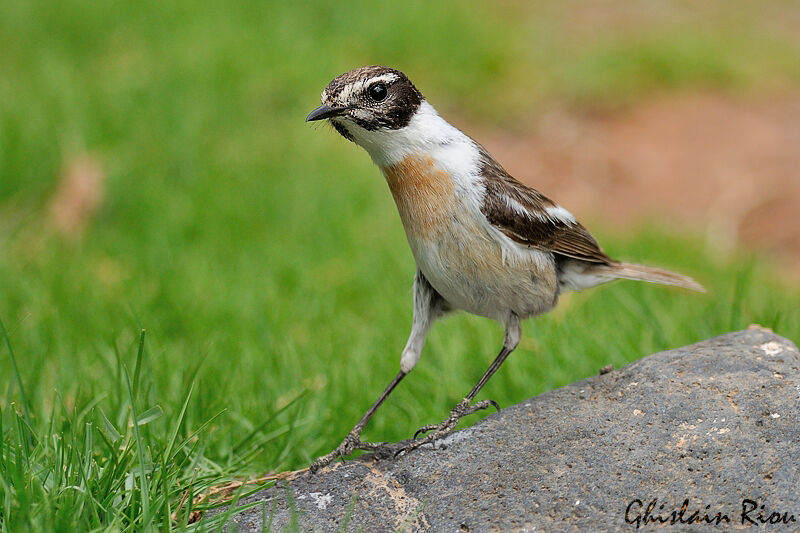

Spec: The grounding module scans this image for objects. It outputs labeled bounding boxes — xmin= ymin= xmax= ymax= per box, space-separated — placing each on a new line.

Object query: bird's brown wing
xmin=476 ymin=145 xmax=613 ymax=264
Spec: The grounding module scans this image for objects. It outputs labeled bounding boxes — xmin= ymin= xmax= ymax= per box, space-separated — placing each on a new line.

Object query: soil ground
xmin=477 ymin=92 xmax=800 ymax=279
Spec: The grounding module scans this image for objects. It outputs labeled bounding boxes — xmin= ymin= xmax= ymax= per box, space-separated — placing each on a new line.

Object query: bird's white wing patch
xmin=544 ymin=205 xmax=577 ymax=224
xmin=499 ymin=193 xmax=577 ymax=225
xmin=502 ymin=194 xmax=533 ymax=219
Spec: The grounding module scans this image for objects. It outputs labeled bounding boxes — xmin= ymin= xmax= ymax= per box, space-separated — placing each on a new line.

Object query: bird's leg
xmin=310 ymin=270 xmax=448 ymax=473
xmin=310 ymin=370 xmax=406 ymax=472
xmin=401 ymin=314 xmax=521 ymax=454
xmin=403 ymin=347 xmax=511 ymax=449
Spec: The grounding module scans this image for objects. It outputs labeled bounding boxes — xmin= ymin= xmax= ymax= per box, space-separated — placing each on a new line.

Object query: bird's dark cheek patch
xmin=348 ymin=105 xmax=413 ymax=131
xmin=350 ymin=115 xmax=382 ymax=131
xmin=385 ymin=104 xmax=414 ymax=129
xmin=331 ymin=120 xmax=355 ymax=142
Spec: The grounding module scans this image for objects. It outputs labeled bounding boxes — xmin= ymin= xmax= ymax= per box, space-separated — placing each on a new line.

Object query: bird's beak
xmin=306 ymin=104 xmax=346 ymax=122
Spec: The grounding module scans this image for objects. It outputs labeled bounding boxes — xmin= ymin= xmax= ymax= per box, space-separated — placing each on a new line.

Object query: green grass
xmin=1 ymin=1 xmax=800 ymax=530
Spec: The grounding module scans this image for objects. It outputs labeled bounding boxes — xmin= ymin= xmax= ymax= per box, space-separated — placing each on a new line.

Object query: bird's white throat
xmin=336 ymin=101 xmax=479 ymax=173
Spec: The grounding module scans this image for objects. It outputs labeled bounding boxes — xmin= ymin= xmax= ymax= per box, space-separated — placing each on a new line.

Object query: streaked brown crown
xmin=320 ymin=66 xmax=424 ymax=136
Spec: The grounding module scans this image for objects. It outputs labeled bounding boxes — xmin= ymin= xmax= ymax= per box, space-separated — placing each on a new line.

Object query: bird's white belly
xmin=407 ymin=213 xmax=559 ymax=321
xmin=381 ymin=153 xmax=559 ymax=321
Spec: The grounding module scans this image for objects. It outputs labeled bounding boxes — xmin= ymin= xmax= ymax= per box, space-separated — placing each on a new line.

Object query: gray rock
xmin=209 ymin=329 xmax=800 ymax=532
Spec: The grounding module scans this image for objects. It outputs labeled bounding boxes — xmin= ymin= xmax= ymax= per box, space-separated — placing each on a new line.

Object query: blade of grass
xmin=0 ymin=316 xmax=32 ymax=430
xmin=123 ymin=364 xmax=153 ymax=531
xmin=99 ymin=408 xmax=121 ymax=442
xmin=232 ymin=390 xmax=308 ymax=455
xmin=132 ymin=329 xmax=146 ymax=402
xmin=136 ymin=406 xmax=163 ymax=426
xmin=164 ymin=382 xmax=194 ymax=463
xmin=171 ymin=409 xmax=227 ymax=462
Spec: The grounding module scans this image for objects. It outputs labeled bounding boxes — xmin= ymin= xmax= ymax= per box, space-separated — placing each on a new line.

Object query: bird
xmin=306 ymin=66 xmax=704 ymax=472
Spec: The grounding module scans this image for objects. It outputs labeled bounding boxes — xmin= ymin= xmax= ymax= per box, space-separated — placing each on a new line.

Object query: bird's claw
xmin=314 ymin=399 xmax=503 ymax=468
xmin=310 ymin=431 xmax=386 ymax=473
xmin=413 ymin=423 xmax=439 ymax=440
xmin=400 ymin=398 xmax=501 ymax=455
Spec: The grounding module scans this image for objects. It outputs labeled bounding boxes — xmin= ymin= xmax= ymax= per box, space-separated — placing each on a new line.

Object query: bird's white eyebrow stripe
xmin=336 ymin=73 xmax=401 ymax=102
xmin=364 ymin=73 xmax=400 ymax=85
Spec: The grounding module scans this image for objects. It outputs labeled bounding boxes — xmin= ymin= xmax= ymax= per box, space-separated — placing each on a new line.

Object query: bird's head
xmin=306 ymin=66 xmax=424 ymax=148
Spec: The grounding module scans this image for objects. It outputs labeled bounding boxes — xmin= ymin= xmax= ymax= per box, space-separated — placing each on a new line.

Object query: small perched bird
xmin=306 ymin=66 xmax=703 ymax=471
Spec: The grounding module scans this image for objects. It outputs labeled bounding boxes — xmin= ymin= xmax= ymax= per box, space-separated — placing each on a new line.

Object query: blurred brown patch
xmin=475 ymin=92 xmax=800 ymax=278
xmin=49 ymin=154 xmax=105 ymax=239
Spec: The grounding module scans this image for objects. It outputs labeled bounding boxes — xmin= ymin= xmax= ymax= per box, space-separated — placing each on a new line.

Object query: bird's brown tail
xmin=594 ymin=262 xmax=706 ymax=292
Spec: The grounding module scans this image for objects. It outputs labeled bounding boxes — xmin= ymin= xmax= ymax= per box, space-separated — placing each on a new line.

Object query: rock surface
xmin=210 ymin=329 xmax=800 ymax=532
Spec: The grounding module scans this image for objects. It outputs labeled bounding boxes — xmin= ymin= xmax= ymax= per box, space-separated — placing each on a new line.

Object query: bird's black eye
xmin=368 ymin=83 xmax=388 ymax=102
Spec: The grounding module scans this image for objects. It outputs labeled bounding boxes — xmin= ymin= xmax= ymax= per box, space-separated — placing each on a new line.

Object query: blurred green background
xmin=1 ymin=1 xmax=799 ymax=529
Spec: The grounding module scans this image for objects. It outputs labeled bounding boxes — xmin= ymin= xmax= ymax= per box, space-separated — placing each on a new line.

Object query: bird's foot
xmin=397 ymin=398 xmax=500 ymax=457
xmin=310 ymin=430 xmax=387 ymax=473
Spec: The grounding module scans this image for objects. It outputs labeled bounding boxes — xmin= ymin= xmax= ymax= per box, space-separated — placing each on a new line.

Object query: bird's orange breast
xmin=381 ymin=155 xmax=456 ymax=239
